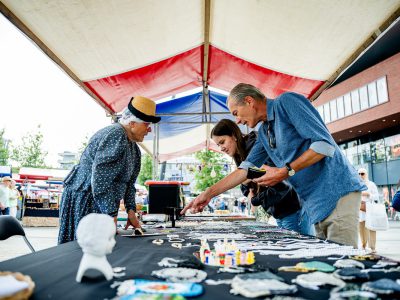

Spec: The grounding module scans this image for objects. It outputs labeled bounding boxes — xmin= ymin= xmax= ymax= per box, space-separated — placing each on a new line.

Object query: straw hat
xmin=128 ymin=96 xmax=161 ymax=123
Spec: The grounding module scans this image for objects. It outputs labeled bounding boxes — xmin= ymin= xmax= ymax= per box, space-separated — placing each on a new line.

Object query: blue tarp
xmin=145 ymin=90 xmax=245 ymax=140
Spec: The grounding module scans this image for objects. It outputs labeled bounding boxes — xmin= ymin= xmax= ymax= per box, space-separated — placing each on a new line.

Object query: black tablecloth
xmin=23 ymin=208 xmax=59 ymax=217
xmin=0 ymin=225 xmax=399 ymax=300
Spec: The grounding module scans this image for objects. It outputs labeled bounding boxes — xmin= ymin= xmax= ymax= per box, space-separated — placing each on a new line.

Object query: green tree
xmin=0 ymin=129 xmax=10 ymax=165
xmin=11 ymin=125 xmax=48 ymax=168
xmin=194 ymin=149 xmax=228 ymax=192
xmin=76 ymin=134 xmax=90 ymax=163
xmin=137 ymin=153 xmax=153 ymax=186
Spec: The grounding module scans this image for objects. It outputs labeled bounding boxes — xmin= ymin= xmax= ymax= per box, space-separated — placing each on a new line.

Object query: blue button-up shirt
xmin=240 ymin=92 xmax=366 ymax=224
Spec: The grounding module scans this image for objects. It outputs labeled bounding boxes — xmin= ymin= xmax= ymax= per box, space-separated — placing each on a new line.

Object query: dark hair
xmin=211 ymin=119 xmax=247 ymax=166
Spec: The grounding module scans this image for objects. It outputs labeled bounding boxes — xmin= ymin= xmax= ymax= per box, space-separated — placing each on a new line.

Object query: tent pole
xmin=152 ymin=123 xmax=159 ymax=180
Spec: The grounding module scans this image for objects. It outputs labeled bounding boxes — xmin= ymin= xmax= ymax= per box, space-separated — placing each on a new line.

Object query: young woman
xmin=211 ymin=119 xmax=314 ymax=235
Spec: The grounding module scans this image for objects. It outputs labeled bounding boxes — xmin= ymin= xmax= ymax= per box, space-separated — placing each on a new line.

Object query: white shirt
xmin=0 ymin=184 xmax=10 ymax=208
xmin=359 ymin=179 xmax=379 ymax=222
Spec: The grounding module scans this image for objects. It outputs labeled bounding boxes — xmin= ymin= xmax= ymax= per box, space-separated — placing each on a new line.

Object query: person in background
xmin=58 ymin=96 xmax=161 ymax=244
xmin=358 ymin=167 xmax=379 ymax=252
xmin=0 ymin=176 xmax=12 ymax=215
xmin=211 ymin=119 xmax=314 ymax=235
xmin=8 ymin=179 xmax=19 ymax=218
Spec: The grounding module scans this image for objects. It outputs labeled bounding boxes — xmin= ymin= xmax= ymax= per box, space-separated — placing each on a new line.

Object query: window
xmin=344 ymin=93 xmax=352 ymax=116
xmin=359 ymin=86 xmax=369 ymax=110
xmin=323 ymin=103 xmax=331 ymax=123
xmin=330 ymin=99 xmax=338 ymax=121
xmin=368 ymin=82 xmax=378 ymax=107
xmin=377 ymin=76 xmax=389 ymax=104
xmin=337 ymin=97 xmax=344 ymax=119
xmin=351 ymin=90 xmax=360 ymax=113
xmin=384 ymin=134 xmax=400 ymax=161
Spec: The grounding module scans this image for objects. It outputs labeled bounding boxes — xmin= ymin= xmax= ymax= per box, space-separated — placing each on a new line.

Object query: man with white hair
xmin=358 ymin=167 xmax=379 ymax=252
xmin=183 ymin=83 xmax=366 ymax=248
xmin=58 ymin=96 xmax=161 ymax=244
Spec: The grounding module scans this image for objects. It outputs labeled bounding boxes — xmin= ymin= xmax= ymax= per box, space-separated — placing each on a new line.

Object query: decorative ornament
xmin=151 ymin=268 xmax=207 ymax=283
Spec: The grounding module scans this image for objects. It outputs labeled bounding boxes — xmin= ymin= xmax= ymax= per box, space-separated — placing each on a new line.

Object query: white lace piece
xmin=372 ymin=260 xmax=398 ymax=268
xmin=205 ymin=279 xmax=232 ymax=285
xmin=231 ymin=278 xmax=297 ymax=297
xmin=110 ymin=281 xmax=123 ymax=289
xmin=292 ymin=271 xmax=346 ymax=290
xmin=151 ymin=267 xmax=207 ymax=283
xmin=333 ymin=259 xmax=365 ymax=269
xmin=256 ymin=247 xmax=368 ymax=259
xmin=187 ymin=233 xmax=248 ymax=240
xmin=158 ymin=257 xmax=183 ymax=267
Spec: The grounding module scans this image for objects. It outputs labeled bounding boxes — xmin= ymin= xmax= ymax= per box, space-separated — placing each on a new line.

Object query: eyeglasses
xmin=359 ymin=173 xmax=365 ymax=175
xmin=267 ymin=122 xmax=276 ymax=149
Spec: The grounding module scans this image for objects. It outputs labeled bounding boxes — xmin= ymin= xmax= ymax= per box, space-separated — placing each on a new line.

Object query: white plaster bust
xmin=75 ymin=213 xmax=116 ymax=282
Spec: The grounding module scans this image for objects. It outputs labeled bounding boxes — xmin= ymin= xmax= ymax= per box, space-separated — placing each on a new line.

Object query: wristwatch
xmin=285 ymin=163 xmax=296 ymax=176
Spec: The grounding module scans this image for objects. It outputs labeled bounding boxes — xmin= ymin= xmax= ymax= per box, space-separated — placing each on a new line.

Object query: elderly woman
xmin=58 ymin=96 xmax=160 ymax=244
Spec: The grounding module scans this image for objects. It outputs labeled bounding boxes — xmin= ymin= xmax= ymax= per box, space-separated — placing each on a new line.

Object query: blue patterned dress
xmin=58 ymin=123 xmax=141 ymax=244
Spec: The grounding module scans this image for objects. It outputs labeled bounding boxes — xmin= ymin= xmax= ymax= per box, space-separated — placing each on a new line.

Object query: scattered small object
xmin=333 ymin=268 xmax=370 ymax=281
xmin=362 ymin=278 xmax=400 ymax=295
xmin=333 ymin=259 xmax=365 ymax=269
xmin=152 ymin=239 xmax=164 ymax=245
xmin=292 ymin=271 xmax=345 ymax=290
xmin=116 ymin=279 xmax=203 ymax=297
xmin=205 ymin=279 xmax=232 ymax=285
xmin=151 ymin=268 xmax=207 ymax=283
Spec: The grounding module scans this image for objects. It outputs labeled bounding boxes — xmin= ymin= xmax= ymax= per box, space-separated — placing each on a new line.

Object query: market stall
xmin=1 ymin=221 xmax=399 ymax=299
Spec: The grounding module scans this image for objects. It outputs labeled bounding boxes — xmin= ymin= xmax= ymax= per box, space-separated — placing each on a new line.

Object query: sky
xmin=0 ymin=15 xmax=110 ymax=167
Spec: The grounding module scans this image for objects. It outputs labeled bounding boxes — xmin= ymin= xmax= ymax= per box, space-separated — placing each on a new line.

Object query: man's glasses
xmin=267 ymin=122 xmax=276 ymax=149
xmin=359 ymin=173 xmax=365 ymax=175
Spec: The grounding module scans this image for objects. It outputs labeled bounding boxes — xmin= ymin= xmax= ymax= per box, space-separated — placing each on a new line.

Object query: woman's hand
xmin=125 ymin=210 xmax=141 ymax=230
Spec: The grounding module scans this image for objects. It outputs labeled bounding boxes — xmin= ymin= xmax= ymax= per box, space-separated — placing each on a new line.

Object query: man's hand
xmin=125 ymin=210 xmax=141 ymax=230
xmin=253 ymin=165 xmax=288 ymax=186
xmin=181 ymin=190 xmax=212 ymax=214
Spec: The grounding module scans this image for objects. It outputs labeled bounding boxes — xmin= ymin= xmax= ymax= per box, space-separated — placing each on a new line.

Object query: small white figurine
xmin=76 ymin=213 xmax=116 ymax=282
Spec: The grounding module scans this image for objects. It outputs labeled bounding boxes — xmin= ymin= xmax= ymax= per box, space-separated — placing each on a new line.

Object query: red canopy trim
xmin=207 ymin=45 xmax=324 ymax=99
xmin=84 ymin=46 xmax=203 ymax=113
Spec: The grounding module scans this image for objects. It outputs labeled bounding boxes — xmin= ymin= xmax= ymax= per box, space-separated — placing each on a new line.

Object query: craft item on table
xmin=0 ymin=272 xmax=35 ymax=299
xmin=279 ymin=261 xmax=335 ymax=273
xmin=153 ymin=239 xmax=164 ymax=245
xmin=264 ymin=297 xmax=307 ymax=300
xmin=171 ymin=243 xmax=182 ymax=249
xmin=257 ymin=246 xmax=368 ymax=259
xmin=158 ymin=257 xmax=202 ymax=269
xmin=329 ymin=283 xmax=377 ymax=299
xmin=117 ymin=294 xmax=186 ymax=300
xmin=196 ymin=238 xmax=255 ymax=267
xmin=168 ymin=238 xmax=185 ymax=243
xmin=116 ymin=279 xmax=203 ymax=297
xmin=76 ymin=213 xmax=116 ymax=282
xmin=230 ymin=271 xmax=297 ymax=298
xmin=292 ymin=271 xmax=346 ymax=290
xmin=333 ymin=268 xmax=370 ymax=281
xmin=205 ymin=279 xmax=232 ymax=285
xmin=217 ymin=264 xmax=268 ymax=274
xmin=151 ymin=268 xmax=207 ymax=283
xmin=361 ymin=278 xmax=400 ymax=295
xmin=187 ymin=232 xmax=248 ymax=241
xmin=371 ymin=259 xmax=398 ymax=268
xmin=348 ymin=254 xmax=380 ymax=261
xmin=333 ymin=259 xmax=365 ymax=269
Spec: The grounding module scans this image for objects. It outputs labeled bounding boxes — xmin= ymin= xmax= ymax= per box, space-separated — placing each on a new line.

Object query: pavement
xmin=1 ymin=220 xmax=400 ymax=263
